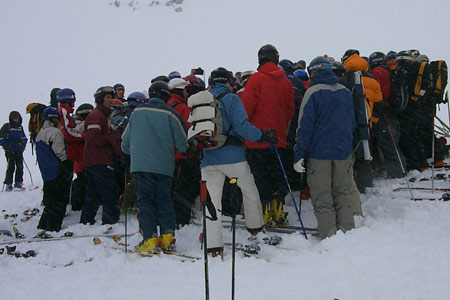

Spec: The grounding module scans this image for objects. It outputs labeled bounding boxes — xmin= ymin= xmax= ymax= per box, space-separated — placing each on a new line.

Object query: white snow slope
xmin=1 ymin=1 xmax=450 ymax=299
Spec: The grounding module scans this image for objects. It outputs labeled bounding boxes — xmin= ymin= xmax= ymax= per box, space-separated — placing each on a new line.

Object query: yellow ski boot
xmin=137 ymin=237 xmax=161 ymax=255
xmin=271 ymin=199 xmax=289 ymax=226
xmin=159 ymin=233 xmax=176 ymax=254
xmin=263 ymin=203 xmax=276 ymax=227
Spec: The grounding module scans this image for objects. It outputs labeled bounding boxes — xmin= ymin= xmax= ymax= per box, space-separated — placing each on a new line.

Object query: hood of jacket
xmin=257 ymin=62 xmax=286 ymax=80
xmin=310 ymin=69 xmax=339 ymax=86
xmin=344 ymin=54 xmax=369 ymax=72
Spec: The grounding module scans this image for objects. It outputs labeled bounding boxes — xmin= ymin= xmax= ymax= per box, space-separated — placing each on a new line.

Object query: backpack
xmin=426 ymin=60 xmax=448 ymax=103
xmin=25 ymin=103 xmax=47 ymax=149
xmin=390 ymin=61 xmax=418 ymax=111
xmin=187 ymin=90 xmax=236 ymax=150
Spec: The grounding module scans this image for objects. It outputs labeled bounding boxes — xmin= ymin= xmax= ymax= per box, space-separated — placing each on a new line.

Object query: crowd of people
xmin=0 ymin=44 xmax=447 ymax=256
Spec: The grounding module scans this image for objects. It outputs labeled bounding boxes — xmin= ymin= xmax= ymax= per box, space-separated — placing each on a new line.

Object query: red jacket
xmin=167 ymin=94 xmax=192 ymax=160
xmin=241 ymin=62 xmax=295 ymax=149
xmin=371 ymin=65 xmax=391 ymax=100
xmin=58 ymin=103 xmax=84 ymax=168
xmin=83 ymin=104 xmax=121 ymax=167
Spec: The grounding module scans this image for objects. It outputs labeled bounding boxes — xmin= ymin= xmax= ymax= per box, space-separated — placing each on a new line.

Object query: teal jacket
xmin=121 ymin=98 xmax=188 ymax=176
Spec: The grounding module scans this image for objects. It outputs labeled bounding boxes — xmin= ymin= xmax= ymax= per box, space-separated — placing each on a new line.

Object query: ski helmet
xmin=148 ymin=81 xmax=171 ymax=101
xmin=258 ymin=44 xmax=279 ymax=65
xmin=369 ymin=52 xmax=386 ymax=66
xmin=341 ymin=49 xmax=360 ymax=63
xmin=396 ymin=50 xmax=414 ymax=62
xmin=294 ymin=60 xmax=306 ymax=70
xmin=331 ymin=61 xmax=346 ymax=77
xmin=113 ymin=83 xmax=124 ymax=91
xmin=279 ymin=59 xmax=295 ymax=73
xmin=127 ymin=91 xmax=147 ymax=103
xmin=42 ymin=107 xmax=60 ymax=121
xmin=183 ymin=74 xmax=206 ymax=96
xmin=168 ymin=71 xmax=182 ymax=80
xmin=94 ymin=86 xmax=115 ymax=104
xmin=168 ymin=78 xmax=189 ymax=91
xmin=56 ymin=88 xmax=76 ymax=103
xmin=75 ymin=103 xmax=94 ymax=119
xmin=210 ymin=67 xmax=234 ymax=85
xmin=294 ymin=69 xmax=309 ymax=81
xmin=151 ymin=75 xmax=170 ymax=83
xmin=308 ymin=56 xmax=332 ymax=73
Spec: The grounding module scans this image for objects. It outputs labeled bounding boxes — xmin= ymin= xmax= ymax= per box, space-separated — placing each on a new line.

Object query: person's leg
xmin=98 ymin=166 xmax=120 ymax=225
xmin=135 ymin=172 xmax=158 ymax=240
xmin=14 ymin=152 xmax=24 ymax=185
xmin=332 ymin=157 xmax=356 ymax=233
xmin=201 ymin=165 xmax=226 ymax=252
xmin=45 ymin=177 xmax=68 ymax=232
xmin=154 ymin=173 xmax=176 ymax=235
xmin=4 ymin=152 xmax=15 ymax=186
xmin=80 ymin=166 xmax=101 ymax=225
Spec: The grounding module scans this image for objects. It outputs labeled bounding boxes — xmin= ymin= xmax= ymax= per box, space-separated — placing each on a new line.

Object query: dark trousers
xmin=135 ymin=172 xmax=175 ymax=239
xmin=4 ymin=151 xmax=23 ymax=185
xmin=80 ymin=165 xmax=120 ymax=225
xmin=172 ymin=158 xmax=200 ymax=226
xmin=246 ymin=148 xmax=287 ymax=206
xmin=71 ymin=171 xmax=87 ymax=211
xmin=37 ymin=177 xmax=67 ymax=232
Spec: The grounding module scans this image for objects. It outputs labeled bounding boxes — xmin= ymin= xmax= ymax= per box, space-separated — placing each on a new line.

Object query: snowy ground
xmin=1 ymin=162 xmax=450 ymax=300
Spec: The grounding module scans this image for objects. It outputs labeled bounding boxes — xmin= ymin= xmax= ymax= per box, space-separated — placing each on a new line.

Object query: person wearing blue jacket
xmin=121 ymin=81 xmax=188 ymax=255
xmin=200 ymin=67 xmax=277 ymax=257
xmin=293 ymin=56 xmax=356 ymax=240
xmin=0 ymin=111 xmax=27 ymax=191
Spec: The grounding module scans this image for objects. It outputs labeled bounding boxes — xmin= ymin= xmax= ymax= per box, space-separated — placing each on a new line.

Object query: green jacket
xmin=121 ymin=98 xmax=188 ymax=176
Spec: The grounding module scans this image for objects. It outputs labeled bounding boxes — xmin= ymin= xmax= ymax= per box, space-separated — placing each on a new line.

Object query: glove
xmin=120 ymin=153 xmax=131 ymax=169
xmin=259 ymin=129 xmax=277 ymax=144
xmin=293 ymin=159 xmax=305 ymax=173
xmin=60 ymin=160 xmax=74 ymax=182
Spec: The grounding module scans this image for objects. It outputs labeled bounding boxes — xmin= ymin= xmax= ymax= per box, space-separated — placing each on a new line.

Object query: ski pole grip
xmin=200 ymin=180 xmax=207 ymax=203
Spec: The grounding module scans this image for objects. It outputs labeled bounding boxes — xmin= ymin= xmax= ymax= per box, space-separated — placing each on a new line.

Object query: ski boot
xmin=248 ymin=234 xmax=283 ymax=246
xmin=14 ymin=182 xmax=23 ymax=190
xmin=137 ymin=237 xmax=161 ymax=255
xmin=270 ymin=199 xmax=288 ymax=226
xmin=208 ymin=247 xmax=224 ymax=259
xmin=263 ymin=204 xmax=276 ymax=227
xmin=5 ymin=184 xmax=13 ymax=192
xmin=159 ymin=233 xmax=176 ymax=254
xmin=236 ymin=243 xmax=261 ymax=258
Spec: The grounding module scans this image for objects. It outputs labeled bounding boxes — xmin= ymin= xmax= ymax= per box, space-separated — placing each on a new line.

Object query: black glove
xmin=60 ymin=160 xmax=73 ymax=182
xmin=120 ymin=153 xmax=131 ymax=169
xmin=258 ymin=129 xmax=277 ymax=144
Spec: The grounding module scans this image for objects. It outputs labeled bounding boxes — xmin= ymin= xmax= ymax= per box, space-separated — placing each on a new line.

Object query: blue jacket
xmin=201 ymin=83 xmax=262 ymax=168
xmin=121 ymin=98 xmax=188 ymax=176
xmin=0 ymin=111 xmax=27 ymax=153
xmin=294 ymin=70 xmax=355 ymax=162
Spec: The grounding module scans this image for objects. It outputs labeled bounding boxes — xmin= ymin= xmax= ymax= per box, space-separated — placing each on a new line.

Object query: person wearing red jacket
xmin=80 ymin=86 xmax=122 ymax=225
xmin=241 ymin=44 xmax=295 ymax=225
xmin=167 ymin=77 xmax=201 ymax=226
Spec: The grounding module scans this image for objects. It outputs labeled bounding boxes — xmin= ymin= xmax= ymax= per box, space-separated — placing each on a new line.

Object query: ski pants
xmin=201 ymin=161 xmax=264 ymax=251
xmin=37 ymin=176 xmax=67 ymax=232
xmin=172 ymin=158 xmax=200 ymax=226
xmin=80 ymin=165 xmax=120 ymax=225
xmin=135 ymin=172 xmax=175 ymax=240
xmin=4 ymin=151 xmax=23 ymax=185
xmin=71 ymin=171 xmax=87 ymax=211
xmin=306 ymin=157 xmax=355 ymax=240
xmin=246 ymin=148 xmax=287 ymax=207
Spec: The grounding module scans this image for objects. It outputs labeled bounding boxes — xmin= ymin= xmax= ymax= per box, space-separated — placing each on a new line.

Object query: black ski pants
xmin=71 ymin=171 xmax=87 ymax=211
xmin=4 ymin=151 xmax=23 ymax=185
xmin=37 ymin=176 xmax=67 ymax=232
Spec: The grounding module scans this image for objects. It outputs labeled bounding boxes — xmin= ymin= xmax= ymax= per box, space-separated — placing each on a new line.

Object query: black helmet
xmin=151 ymin=75 xmax=170 ymax=83
xmin=210 ymin=67 xmax=234 ymax=85
xmin=396 ymin=50 xmax=414 ymax=62
xmin=341 ymin=49 xmax=360 ymax=63
xmin=75 ymin=103 xmax=94 ymax=119
xmin=148 ymin=81 xmax=171 ymax=101
xmin=368 ymin=52 xmax=386 ymax=67
xmin=258 ymin=44 xmax=279 ymax=65
xmin=94 ymin=86 xmax=115 ymax=104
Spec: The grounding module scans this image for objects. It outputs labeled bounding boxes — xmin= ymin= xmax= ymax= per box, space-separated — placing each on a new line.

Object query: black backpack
xmin=426 ymin=60 xmax=448 ymax=103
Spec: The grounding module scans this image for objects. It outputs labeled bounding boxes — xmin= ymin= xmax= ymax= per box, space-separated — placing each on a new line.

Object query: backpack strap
xmin=170 ymin=101 xmax=183 ymax=108
xmin=411 ymin=61 xmax=428 ymax=102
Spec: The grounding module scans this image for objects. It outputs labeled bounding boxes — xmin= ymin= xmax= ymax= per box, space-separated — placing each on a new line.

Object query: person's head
xmin=240 ymin=70 xmax=255 ymax=87
xmin=9 ymin=111 xmax=21 ymax=124
xmin=307 ymin=56 xmax=332 ymax=78
xmin=210 ymin=67 xmax=236 ymax=91
xmin=42 ymin=107 xmax=60 ymax=127
xmin=148 ymin=81 xmax=171 ymax=102
xmin=56 ymin=88 xmax=76 ymax=108
xmin=50 ymin=88 xmax=61 ymax=107
xmin=169 ymin=78 xmax=190 ymax=100
xmin=113 ymin=83 xmax=125 ymax=100
xmin=75 ymin=103 xmax=94 ymax=121
xmin=94 ymin=86 xmax=115 ymax=108
xmin=258 ymin=44 xmax=279 ymax=66
xmin=294 ymin=60 xmax=306 ymax=70
xmin=341 ymin=49 xmax=360 ymax=63
xmin=168 ymin=71 xmax=181 ymax=80
xmin=183 ymin=74 xmax=206 ymax=97
xmin=279 ymin=59 xmax=295 ymax=74
xmin=127 ymin=91 xmax=148 ymax=104
xmin=151 ymin=75 xmax=170 ymax=83
xmin=368 ymin=51 xmax=386 ymax=68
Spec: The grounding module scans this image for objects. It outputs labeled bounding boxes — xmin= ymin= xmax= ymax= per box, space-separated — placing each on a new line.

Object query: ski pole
xmin=384 ymin=117 xmax=415 ymax=200
xmin=228 ymin=177 xmax=239 ymax=300
xmin=432 ymin=100 xmax=435 ymax=194
xmin=23 ymin=158 xmax=34 ymax=187
xmin=271 ymin=144 xmax=308 ymax=239
xmin=123 ymin=169 xmax=128 ymax=254
xmin=200 ymin=180 xmax=210 ymax=300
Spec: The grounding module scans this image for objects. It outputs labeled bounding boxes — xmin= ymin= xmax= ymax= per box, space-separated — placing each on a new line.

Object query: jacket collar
xmin=97 ymin=104 xmax=112 ymax=117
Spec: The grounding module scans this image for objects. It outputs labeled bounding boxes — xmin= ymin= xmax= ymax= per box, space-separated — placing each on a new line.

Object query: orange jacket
xmin=344 ymin=54 xmax=383 ymax=125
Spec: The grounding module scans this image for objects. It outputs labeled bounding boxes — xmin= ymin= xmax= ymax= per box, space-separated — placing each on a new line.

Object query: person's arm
xmin=294 ymin=91 xmax=316 ymax=163
xmin=225 ymin=94 xmax=262 ymax=142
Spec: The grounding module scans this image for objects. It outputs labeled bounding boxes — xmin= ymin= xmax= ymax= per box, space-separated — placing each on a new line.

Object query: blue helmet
xmin=113 ymin=83 xmax=124 ymax=90
xmin=127 ymin=91 xmax=147 ymax=103
xmin=43 ymin=107 xmax=60 ymax=121
xmin=56 ymin=88 xmax=76 ymax=103
xmin=308 ymin=56 xmax=332 ymax=73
